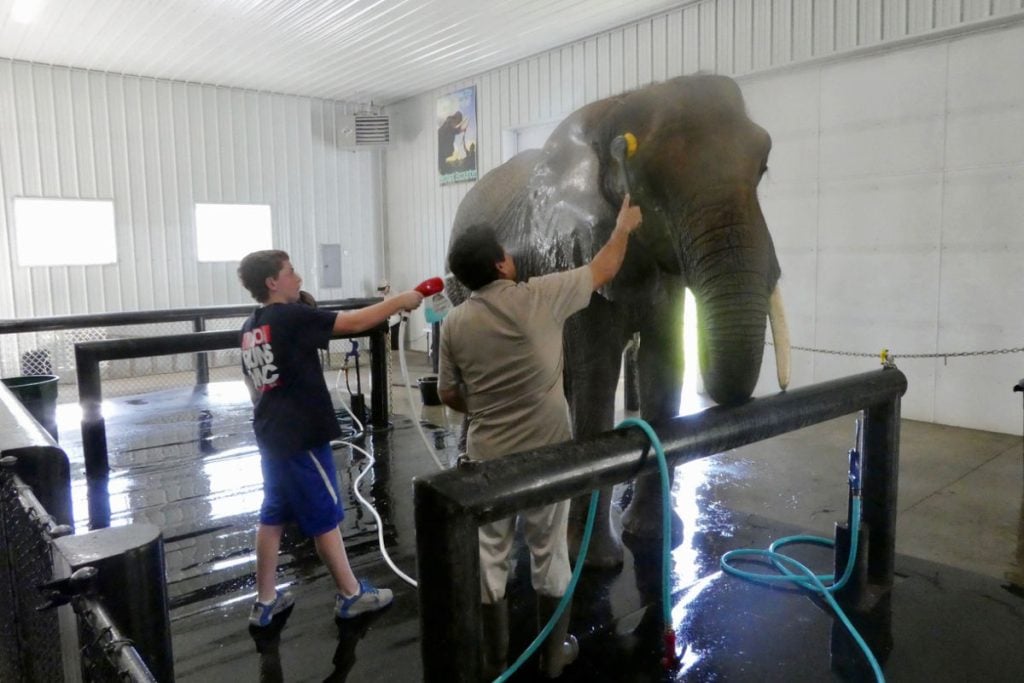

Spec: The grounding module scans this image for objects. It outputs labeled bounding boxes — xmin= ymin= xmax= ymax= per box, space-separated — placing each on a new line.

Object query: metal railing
xmin=0 ymin=382 xmax=171 ymax=682
xmin=413 ymin=367 xmax=908 ymax=682
xmin=0 ymin=458 xmax=69 ymax=682
xmin=75 ymin=324 xmax=391 ymax=481
xmin=0 ymin=299 xmax=381 ymax=401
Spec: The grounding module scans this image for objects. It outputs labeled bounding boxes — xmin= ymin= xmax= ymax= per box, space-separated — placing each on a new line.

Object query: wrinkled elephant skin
xmin=447 ymin=74 xmax=787 ymax=568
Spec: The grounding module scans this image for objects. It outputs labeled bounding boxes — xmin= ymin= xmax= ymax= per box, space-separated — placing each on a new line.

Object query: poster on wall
xmin=437 ymin=86 xmax=478 ymax=185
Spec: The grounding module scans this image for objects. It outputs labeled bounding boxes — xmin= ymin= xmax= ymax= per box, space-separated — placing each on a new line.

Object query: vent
xmin=339 ymin=114 xmax=390 ymax=147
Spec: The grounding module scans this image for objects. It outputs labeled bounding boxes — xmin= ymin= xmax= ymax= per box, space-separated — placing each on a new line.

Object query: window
xmin=195 ymin=203 xmax=272 ymax=262
xmin=13 ymin=197 xmax=118 ymax=266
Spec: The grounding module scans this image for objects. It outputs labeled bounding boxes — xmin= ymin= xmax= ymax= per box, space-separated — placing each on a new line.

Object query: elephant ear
xmin=524 ymin=107 xmax=620 ymax=276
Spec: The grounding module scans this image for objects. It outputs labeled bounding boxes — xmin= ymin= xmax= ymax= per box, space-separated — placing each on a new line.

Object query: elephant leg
xmin=621 ymin=291 xmax=685 ymax=540
xmin=564 ymin=297 xmax=628 ymax=570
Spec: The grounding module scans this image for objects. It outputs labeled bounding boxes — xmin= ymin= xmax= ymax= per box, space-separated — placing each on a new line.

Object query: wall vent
xmin=340 ymin=114 xmax=390 ymax=147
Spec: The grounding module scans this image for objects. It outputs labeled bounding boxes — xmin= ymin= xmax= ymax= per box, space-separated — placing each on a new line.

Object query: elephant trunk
xmin=694 ymin=268 xmax=771 ymax=406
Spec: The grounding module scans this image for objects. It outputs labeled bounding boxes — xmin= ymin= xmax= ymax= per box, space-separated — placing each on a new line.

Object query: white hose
xmin=333 ymin=397 xmax=418 ymax=588
xmin=329 ymin=316 xmax=452 ymax=588
xmin=396 ymin=314 xmax=447 ymax=471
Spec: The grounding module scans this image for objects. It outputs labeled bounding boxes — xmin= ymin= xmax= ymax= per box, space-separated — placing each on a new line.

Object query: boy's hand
xmin=397 ymin=290 xmax=424 ymax=311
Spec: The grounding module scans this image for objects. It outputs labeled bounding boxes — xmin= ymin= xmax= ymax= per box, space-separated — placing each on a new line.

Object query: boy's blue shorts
xmin=259 ymin=442 xmax=345 ymax=537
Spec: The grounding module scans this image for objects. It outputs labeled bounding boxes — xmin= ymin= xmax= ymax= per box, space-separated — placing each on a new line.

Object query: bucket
xmin=2 ymin=374 xmax=59 ymax=440
xmin=417 ymin=376 xmax=441 ymax=406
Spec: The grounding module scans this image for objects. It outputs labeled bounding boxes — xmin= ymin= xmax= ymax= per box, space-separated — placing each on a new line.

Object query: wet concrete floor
xmin=53 ymin=358 xmax=1024 ymax=682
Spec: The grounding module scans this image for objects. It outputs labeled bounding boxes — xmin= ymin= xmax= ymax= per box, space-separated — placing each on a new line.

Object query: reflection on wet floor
xmin=52 ymin=374 xmax=1024 ymax=682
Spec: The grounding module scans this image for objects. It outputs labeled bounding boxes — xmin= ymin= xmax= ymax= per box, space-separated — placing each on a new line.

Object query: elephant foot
xmin=620 ymin=499 xmax=684 ymax=549
xmin=569 ymin=520 xmax=624 ymax=571
xmin=568 ymin=491 xmax=623 ymax=571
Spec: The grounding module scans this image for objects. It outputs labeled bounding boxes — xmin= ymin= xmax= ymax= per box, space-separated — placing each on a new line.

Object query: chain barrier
xmin=767 ymin=342 xmax=1024 ymax=364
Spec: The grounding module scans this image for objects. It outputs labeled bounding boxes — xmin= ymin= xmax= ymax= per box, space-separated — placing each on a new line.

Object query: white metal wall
xmin=746 ymin=23 xmax=1024 ymax=434
xmin=0 ymin=60 xmax=385 ymax=318
xmin=384 ymin=0 xmax=1024 ymax=434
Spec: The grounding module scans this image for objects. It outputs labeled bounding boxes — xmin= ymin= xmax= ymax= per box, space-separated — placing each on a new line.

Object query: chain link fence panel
xmin=0 ymin=465 xmax=65 ymax=682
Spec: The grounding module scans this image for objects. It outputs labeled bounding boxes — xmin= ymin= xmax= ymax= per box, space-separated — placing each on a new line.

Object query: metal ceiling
xmin=0 ymin=0 xmax=692 ymax=104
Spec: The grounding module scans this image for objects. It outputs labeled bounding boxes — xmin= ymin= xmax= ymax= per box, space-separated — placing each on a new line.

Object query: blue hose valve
xmin=848 ymin=447 xmax=862 ymax=497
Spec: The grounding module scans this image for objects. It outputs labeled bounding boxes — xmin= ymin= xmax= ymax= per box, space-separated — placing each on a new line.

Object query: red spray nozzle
xmin=661 ymin=629 xmax=681 ymax=670
xmin=414 ymin=277 xmax=445 ymax=296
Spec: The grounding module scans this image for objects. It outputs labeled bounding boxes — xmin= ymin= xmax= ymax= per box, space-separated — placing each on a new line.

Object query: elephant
xmin=444 ymin=74 xmax=791 ymax=568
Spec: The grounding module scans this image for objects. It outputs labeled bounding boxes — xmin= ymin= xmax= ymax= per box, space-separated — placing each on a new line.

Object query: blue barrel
xmin=2 ymin=374 xmax=59 ymax=441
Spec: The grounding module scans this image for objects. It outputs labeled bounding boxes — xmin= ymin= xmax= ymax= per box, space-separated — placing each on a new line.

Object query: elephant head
xmin=520 ymin=74 xmax=790 ymax=405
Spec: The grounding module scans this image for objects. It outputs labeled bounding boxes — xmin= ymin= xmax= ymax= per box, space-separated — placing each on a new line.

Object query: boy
xmin=238 ymin=249 xmax=422 ymax=627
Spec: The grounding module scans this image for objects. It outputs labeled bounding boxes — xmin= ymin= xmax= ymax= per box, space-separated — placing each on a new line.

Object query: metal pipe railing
xmin=73 ymin=592 xmax=159 ymax=682
xmin=414 ymin=367 xmax=907 ymax=682
xmin=0 ymin=298 xmax=381 ymax=386
xmin=0 ymin=299 xmax=380 ymax=333
xmin=76 ymin=324 xmax=391 ymax=484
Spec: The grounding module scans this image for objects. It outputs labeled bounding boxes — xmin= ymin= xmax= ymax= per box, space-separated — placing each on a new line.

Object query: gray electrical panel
xmin=320 ymin=243 xmax=342 ymax=288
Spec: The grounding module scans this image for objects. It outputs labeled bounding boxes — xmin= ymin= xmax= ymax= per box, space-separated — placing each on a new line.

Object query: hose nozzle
xmin=661 ymin=628 xmax=681 ymax=670
xmin=414 ymin=277 xmax=444 ymax=296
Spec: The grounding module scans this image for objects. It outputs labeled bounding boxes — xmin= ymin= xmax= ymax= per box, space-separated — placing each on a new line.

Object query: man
xmin=438 ymin=196 xmax=643 ymax=678
xmin=237 ymin=250 xmax=422 ymax=628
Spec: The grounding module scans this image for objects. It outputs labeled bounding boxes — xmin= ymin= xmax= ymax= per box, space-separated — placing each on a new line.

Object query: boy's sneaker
xmin=335 ymin=580 xmax=393 ymax=619
xmin=248 ymin=589 xmax=295 ymax=628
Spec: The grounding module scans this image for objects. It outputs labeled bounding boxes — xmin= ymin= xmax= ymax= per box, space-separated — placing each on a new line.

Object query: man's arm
xmin=589 ymin=194 xmax=643 ymax=290
xmin=439 ymin=386 xmax=468 ymax=413
xmin=333 ymin=290 xmax=423 ymax=335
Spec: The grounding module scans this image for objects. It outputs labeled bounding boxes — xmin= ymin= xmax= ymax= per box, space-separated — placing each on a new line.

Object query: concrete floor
xmin=52 ymin=350 xmax=1024 ymax=681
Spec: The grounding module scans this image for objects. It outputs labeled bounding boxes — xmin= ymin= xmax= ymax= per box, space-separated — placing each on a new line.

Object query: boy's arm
xmin=332 ymin=290 xmax=422 ymax=335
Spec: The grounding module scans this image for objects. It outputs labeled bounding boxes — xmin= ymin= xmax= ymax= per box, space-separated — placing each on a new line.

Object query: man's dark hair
xmin=238 ymin=250 xmax=289 ymax=303
xmin=448 ymin=224 xmax=505 ymax=290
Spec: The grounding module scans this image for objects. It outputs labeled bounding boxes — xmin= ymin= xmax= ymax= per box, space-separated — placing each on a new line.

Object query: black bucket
xmin=418 ymin=376 xmax=441 ymax=406
xmin=2 ymin=374 xmax=59 ymax=441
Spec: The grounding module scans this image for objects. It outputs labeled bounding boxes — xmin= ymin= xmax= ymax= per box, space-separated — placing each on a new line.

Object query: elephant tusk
xmin=768 ymin=285 xmax=791 ymax=391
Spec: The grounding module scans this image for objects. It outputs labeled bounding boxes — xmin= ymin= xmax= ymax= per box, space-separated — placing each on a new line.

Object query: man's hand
xmin=616 ymin=194 xmax=643 ymax=235
xmin=439 ymin=385 xmax=468 ymax=413
xmin=590 ymin=194 xmax=644 ymax=290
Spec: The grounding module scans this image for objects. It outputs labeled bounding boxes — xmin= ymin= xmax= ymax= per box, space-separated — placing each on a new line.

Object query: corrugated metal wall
xmin=385 ymin=0 xmax=1024 ymax=291
xmin=384 ymin=0 xmax=1024 ymax=435
xmin=0 ymin=60 xmax=385 ymax=318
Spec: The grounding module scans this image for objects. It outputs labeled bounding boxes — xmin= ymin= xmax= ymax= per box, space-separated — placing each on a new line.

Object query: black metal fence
xmin=0 ymin=300 xmax=381 ymax=402
xmin=75 ymin=323 xmax=390 ymax=483
xmin=413 ymin=367 xmax=908 ymax=682
xmin=0 ymin=383 xmax=170 ymax=682
xmin=0 ymin=457 xmax=68 ymax=682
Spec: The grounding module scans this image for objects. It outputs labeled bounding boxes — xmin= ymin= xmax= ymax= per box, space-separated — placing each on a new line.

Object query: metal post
xmin=860 ymin=397 xmax=901 ymax=589
xmin=75 ymin=346 xmax=109 ymax=480
xmin=413 ymin=368 xmax=907 ymax=680
xmin=414 ymin=479 xmax=481 ymax=683
xmin=430 ymin=321 xmax=441 ymax=374
xmin=193 ymin=317 xmax=209 ymax=385
xmin=369 ymin=324 xmax=390 ymax=431
xmin=54 ymin=523 xmax=174 ymax=682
